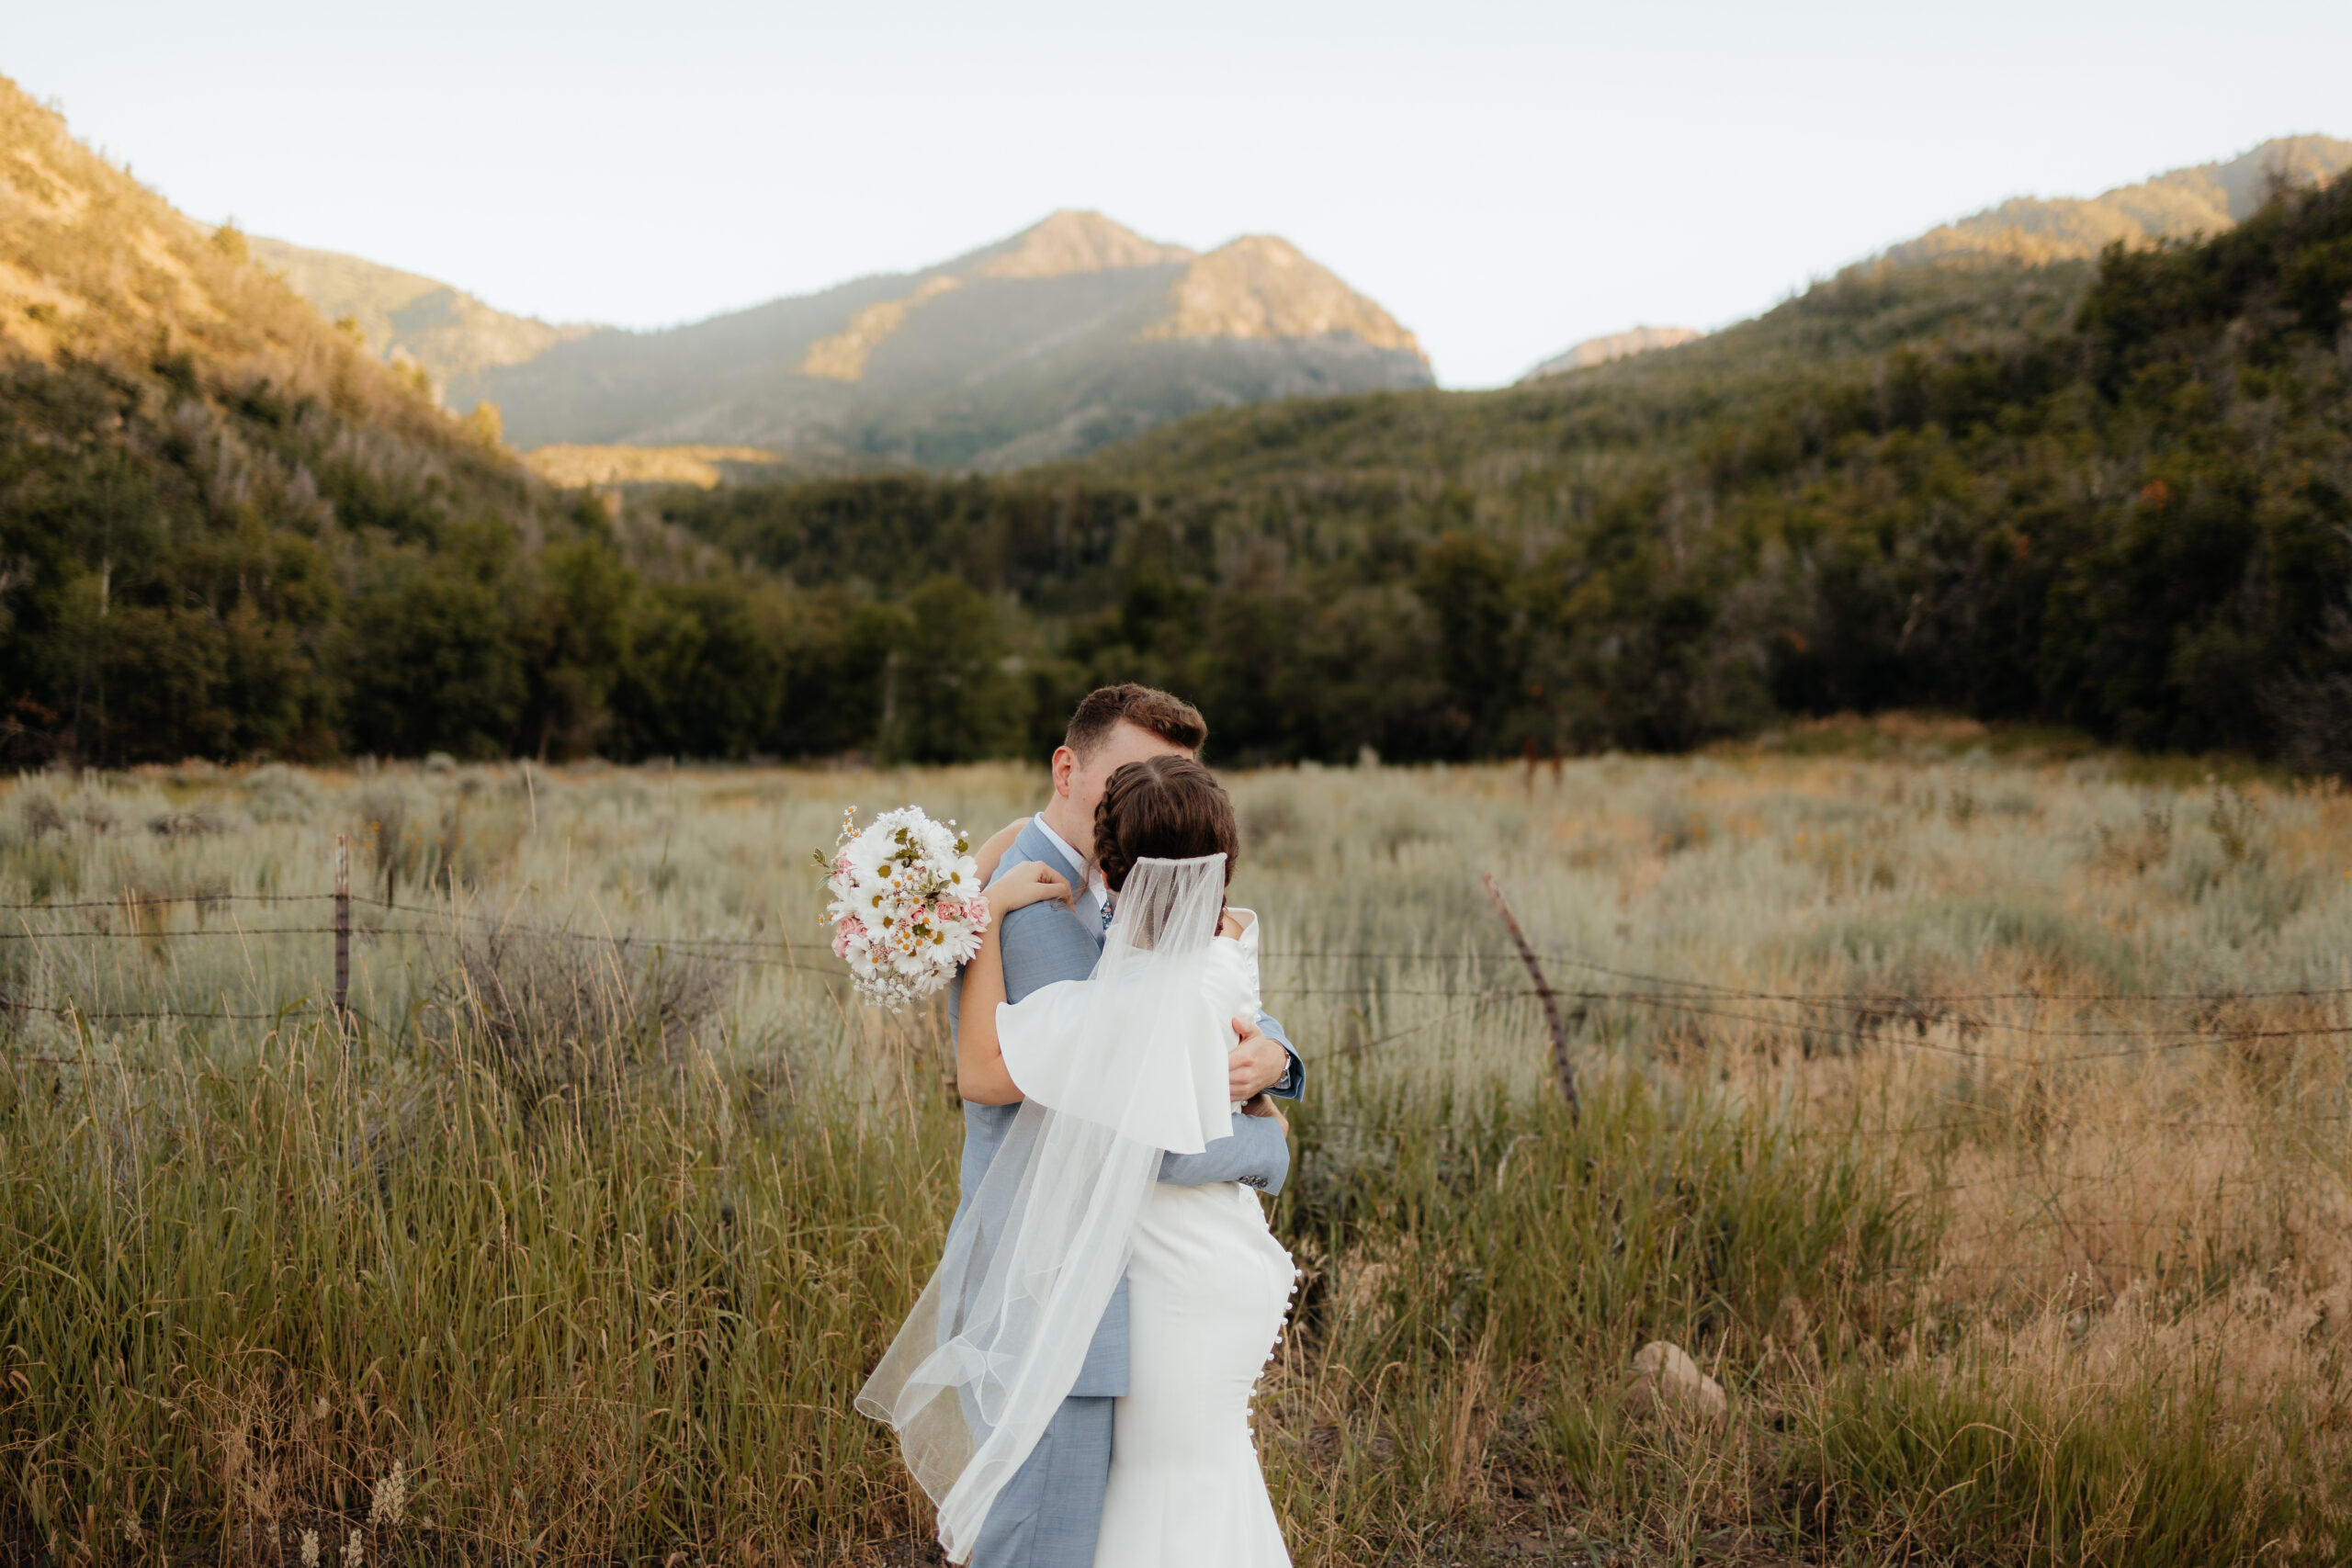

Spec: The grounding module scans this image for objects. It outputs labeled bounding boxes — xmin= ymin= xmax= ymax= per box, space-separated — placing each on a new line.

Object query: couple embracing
xmin=859 ymin=685 xmax=1303 ymax=1567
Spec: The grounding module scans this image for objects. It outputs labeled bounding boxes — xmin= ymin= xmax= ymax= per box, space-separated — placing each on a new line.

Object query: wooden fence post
xmin=334 ymin=833 xmax=351 ymax=1038
xmin=1482 ymin=873 xmax=1579 ymax=1114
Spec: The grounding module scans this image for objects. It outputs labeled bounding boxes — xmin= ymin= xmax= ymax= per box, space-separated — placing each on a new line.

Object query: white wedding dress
xmin=1093 ymin=910 xmax=1296 ymax=1568
xmin=857 ymin=858 xmax=1294 ymax=1566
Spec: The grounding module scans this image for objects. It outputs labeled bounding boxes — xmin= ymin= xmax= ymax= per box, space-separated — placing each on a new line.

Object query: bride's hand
xmin=1241 ymin=1093 xmax=1288 ymax=1133
xmin=986 ymin=860 xmax=1073 ymax=918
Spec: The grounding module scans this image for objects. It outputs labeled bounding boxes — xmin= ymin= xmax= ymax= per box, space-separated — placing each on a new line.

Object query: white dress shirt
xmin=1031 ymin=812 xmax=1109 ymax=925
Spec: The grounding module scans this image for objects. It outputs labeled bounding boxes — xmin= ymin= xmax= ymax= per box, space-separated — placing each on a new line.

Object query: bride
xmin=859 ymin=756 xmax=1295 ymax=1566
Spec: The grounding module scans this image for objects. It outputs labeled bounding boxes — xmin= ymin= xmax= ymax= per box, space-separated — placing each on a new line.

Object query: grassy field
xmin=4 ymin=724 xmax=2350 ymax=1564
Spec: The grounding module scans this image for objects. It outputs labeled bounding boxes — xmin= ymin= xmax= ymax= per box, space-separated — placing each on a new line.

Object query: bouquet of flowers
xmin=819 ymin=806 xmax=991 ymax=1009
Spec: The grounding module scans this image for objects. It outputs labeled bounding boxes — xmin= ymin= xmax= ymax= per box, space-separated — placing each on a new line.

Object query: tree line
xmin=656 ymin=174 xmax=2352 ymax=767
xmin=5 ymin=175 xmax=2348 ymax=767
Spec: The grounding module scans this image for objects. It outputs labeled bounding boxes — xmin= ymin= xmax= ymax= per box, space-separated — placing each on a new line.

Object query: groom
xmin=949 ymin=683 xmax=1302 ymax=1567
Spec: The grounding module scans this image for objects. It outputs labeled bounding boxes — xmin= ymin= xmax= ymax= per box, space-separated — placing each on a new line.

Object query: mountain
xmin=257 ymin=209 xmax=1431 ymax=471
xmin=657 ymin=158 xmax=2352 ymax=765
xmin=21 ymin=70 xmax=2348 ymax=772
xmin=1502 ymin=140 xmax=2349 ymax=400
xmin=244 ymin=235 xmax=594 ymax=394
xmin=1883 ymin=134 xmax=2352 ymax=266
xmin=1519 ymin=325 xmax=1703 ymax=383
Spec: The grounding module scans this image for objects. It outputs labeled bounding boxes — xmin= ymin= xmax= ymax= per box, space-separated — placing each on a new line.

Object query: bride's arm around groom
xmin=984 ymin=813 xmax=1297 ymax=1181
xmin=950 ymin=807 xmax=1296 ymax=1215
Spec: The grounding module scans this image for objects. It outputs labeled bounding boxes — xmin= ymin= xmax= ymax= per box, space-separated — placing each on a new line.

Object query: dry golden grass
xmin=522 ymin=443 xmax=790 ymax=489
xmin=2 ymin=739 xmax=2347 ymax=1562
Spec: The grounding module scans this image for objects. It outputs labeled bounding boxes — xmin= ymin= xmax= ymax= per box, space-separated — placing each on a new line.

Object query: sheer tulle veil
xmin=855 ymin=853 xmax=1234 ymax=1561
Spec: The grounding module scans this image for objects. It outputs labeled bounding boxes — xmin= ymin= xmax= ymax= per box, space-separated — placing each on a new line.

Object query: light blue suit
xmin=946 ymin=817 xmax=1302 ymax=1568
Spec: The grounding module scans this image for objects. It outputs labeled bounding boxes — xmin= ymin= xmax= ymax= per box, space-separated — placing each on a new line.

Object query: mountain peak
xmin=1520 ymin=325 xmax=1702 ymax=383
xmin=1140 ymin=235 xmax=1424 ymax=359
xmin=969 ymin=209 xmax=1193 ymax=279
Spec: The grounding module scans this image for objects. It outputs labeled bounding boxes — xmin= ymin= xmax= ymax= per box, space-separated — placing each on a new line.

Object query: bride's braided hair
xmin=1092 ymin=756 xmax=1239 ymax=895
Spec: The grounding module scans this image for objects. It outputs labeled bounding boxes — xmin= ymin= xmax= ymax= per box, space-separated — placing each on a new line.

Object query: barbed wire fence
xmin=10 ymin=845 xmax=2352 ymax=1085
xmin=6 ymin=845 xmax=2346 ymax=1298
xmin=8 ymin=851 xmax=2352 ymax=1052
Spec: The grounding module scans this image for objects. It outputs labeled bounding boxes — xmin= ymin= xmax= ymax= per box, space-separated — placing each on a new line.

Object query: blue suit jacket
xmin=947 ymin=817 xmax=1301 ymax=1397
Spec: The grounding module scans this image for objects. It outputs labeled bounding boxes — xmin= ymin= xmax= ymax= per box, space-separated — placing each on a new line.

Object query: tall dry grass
xmin=2 ymin=732 xmax=2348 ymax=1563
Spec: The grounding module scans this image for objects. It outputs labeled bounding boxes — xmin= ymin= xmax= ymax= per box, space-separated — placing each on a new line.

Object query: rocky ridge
xmin=967 ymin=209 xmax=1194 ymax=278
xmin=1883 ymin=134 xmax=2352 ymax=266
xmin=244 ymin=235 xmax=592 ymax=394
xmin=1143 ymin=234 xmax=1420 ymax=354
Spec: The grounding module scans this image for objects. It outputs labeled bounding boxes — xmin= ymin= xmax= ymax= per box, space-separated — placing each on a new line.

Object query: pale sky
xmin=10 ymin=1 xmax=2349 ymax=388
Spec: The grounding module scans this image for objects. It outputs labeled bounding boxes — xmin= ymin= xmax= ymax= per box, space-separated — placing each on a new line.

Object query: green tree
xmin=613 ymin=580 xmax=785 ymax=760
xmin=524 ymin=537 xmax=639 ymax=760
xmin=1416 ymin=533 xmax=1525 ymax=757
xmin=876 ymin=575 xmax=1026 ymax=763
xmin=346 ymin=521 xmax=526 ymax=757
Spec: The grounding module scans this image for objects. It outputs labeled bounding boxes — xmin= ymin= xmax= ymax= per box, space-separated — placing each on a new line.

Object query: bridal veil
xmin=855 ymin=853 xmax=1235 ymax=1562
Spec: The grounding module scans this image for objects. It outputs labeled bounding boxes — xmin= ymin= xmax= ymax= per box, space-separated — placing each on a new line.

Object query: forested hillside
xmin=657 ymin=175 xmax=2352 ymax=766
xmin=0 ymin=76 xmax=771 ymax=764
xmin=7 ymin=63 xmax=2348 ymax=769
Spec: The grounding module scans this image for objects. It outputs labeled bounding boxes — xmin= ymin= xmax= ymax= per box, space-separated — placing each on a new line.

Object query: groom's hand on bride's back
xmin=1227 ymin=1017 xmax=1288 ymax=1101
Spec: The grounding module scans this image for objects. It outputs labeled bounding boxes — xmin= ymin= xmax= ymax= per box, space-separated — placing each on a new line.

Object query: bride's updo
xmin=1092 ymin=756 xmax=1239 ymax=893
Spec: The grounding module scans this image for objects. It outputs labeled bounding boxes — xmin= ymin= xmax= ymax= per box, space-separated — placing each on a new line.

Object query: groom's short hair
xmin=1065 ymin=684 xmax=1206 ymax=760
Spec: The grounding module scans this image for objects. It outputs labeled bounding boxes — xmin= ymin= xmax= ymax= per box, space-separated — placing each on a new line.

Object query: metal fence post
xmin=1482 ymin=873 xmax=1579 ymax=1114
xmin=334 ymin=833 xmax=351 ymax=1038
